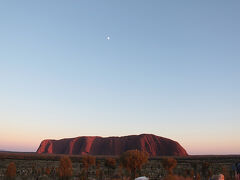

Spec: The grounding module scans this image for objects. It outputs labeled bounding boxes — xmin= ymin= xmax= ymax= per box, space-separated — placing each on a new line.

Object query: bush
xmin=5 ymin=162 xmax=16 ymax=179
xmin=58 ymin=156 xmax=72 ymax=180
xmin=45 ymin=167 xmax=51 ymax=176
xmin=105 ymin=157 xmax=116 ymax=177
xmin=182 ymin=169 xmax=194 ymax=178
xmin=161 ymin=157 xmax=177 ymax=175
xmin=201 ymin=161 xmax=212 ymax=179
xmin=119 ymin=149 xmax=149 ymax=178
xmin=82 ymin=155 xmax=96 ymax=179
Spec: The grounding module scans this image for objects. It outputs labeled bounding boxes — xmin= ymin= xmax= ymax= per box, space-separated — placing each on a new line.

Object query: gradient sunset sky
xmin=0 ymin=1 xmax=239 ymax=155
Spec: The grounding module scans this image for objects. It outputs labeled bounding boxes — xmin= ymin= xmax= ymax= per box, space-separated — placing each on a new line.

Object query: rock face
xmin=37 ymin=134 xmax=188 ymax=156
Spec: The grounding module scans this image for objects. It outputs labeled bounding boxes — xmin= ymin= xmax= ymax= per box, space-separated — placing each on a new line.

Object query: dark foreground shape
xmin=37 ymin=134 xmax=188 ymax=156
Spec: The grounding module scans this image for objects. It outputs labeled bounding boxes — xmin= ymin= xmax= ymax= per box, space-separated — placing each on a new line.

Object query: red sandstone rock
xmin=36 ymin=134 xmax=188 ymax=156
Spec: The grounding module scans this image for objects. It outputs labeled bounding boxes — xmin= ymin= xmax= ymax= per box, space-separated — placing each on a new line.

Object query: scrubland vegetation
xmin=0 ymin=151 xmax=239 ymax=180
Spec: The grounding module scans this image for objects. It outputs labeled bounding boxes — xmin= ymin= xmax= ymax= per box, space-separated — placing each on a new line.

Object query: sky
xmin=0 ymin=1 xmax=239 ymax=155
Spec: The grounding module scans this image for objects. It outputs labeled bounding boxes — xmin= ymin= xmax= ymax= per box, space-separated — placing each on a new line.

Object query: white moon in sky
xmin=107 ymin=36 xmax=110 ymax=40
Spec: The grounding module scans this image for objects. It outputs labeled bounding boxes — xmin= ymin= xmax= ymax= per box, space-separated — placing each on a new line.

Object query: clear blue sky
xmin=0 ymin=1 xmax=239 ymax=154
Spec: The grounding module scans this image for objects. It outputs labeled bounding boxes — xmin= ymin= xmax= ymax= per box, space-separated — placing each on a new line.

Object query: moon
xmin=106 ymin=36 xmax=110 ymax=40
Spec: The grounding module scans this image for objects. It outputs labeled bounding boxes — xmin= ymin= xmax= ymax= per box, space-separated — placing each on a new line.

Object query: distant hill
xmin=0 ymin=150 xmax=32 ymax=153
xmin=37 ymin=134 xmax=188 ymax=156
xmin=0 ymin=149 xmax=11 ymax=152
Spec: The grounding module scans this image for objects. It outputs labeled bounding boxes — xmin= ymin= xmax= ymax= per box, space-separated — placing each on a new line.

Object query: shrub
xmin=161 ymin=157 xmax=177 ymax=175
xmin=45 ymin=167 xmax=51 ymax=176
xmin=58 ymin=156 xmax=73 ymax=180
xmin=201 ymin=161 xmax=212 ymax=179
xmin=183 ymin=169 xmax=194 ymax=178
xmin=82 ymin=155 xmax=96 ymax=179
xmin=119 ymin=149 xmax=149 ymax=178
xmin=104 ymin=157 xmax=116 ymax=177
xmin=5 ymin=162 xmax=16 ymax=179
xmin=190 ymin=162 xmax=198 ymax=177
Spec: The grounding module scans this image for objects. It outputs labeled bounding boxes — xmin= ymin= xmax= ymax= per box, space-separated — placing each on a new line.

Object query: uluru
xmin=37 ymin=134 xmax=188 ymax=156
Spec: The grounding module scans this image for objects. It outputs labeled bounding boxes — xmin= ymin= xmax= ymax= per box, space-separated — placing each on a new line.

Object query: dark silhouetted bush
xmin=201 ymin=161 xmax=211 ymax=179
xmin=104 ymin=157 xmax=116 ymax=177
